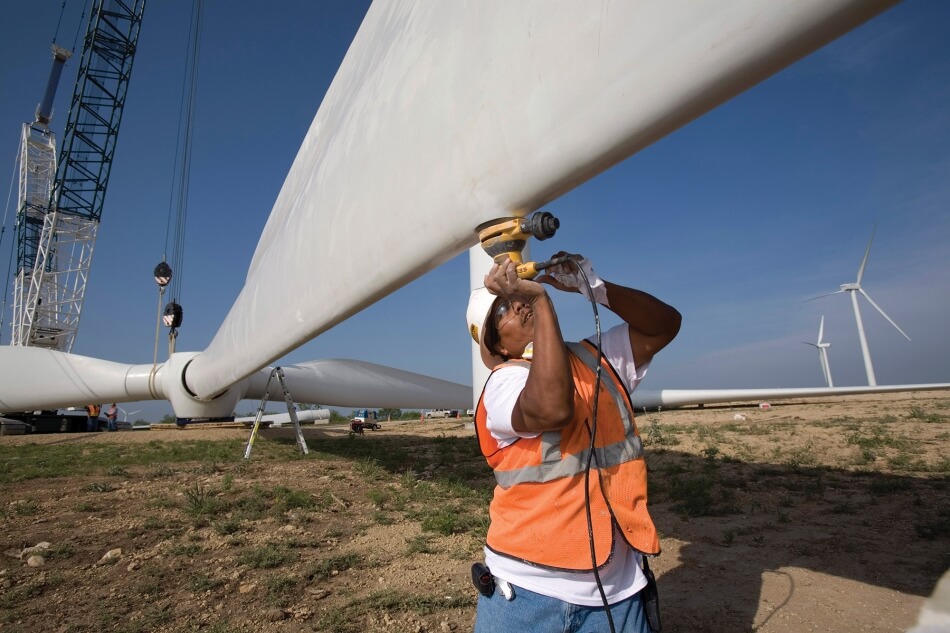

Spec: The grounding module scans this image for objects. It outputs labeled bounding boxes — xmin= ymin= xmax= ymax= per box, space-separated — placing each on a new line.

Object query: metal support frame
xmin=243 ymin=367 xmax=309 ymax=460
xmin=13 ymin=0 xmax=146 ymax=352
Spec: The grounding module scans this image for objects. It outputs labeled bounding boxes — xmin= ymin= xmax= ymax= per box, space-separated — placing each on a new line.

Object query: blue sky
xmin=1 ymin=1 xmax=948 ymax=421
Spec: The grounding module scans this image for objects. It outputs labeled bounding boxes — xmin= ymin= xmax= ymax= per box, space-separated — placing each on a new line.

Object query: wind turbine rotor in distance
xmin=802 ymin=315 xmax=833 ymax=387
xmin=807 ymin=228 xmax=910 ymax=386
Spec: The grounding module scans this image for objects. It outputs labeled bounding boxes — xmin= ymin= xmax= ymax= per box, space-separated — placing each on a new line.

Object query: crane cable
xmin=156 ymin=0 xmax=203 ymax=358
xmin=571 ymin=261 xmax=617 ymax=633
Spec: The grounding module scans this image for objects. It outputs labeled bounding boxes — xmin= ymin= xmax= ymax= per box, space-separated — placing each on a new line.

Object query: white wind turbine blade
xmin=814 ymin=316 xmax=832 ymax=386
xmin=805 ymin=290 xmax=847 ymax=303
xmin=801 ymin=341 xmax=830 ymax=387
xmin=856 ymin=227 xmax=876 ymax=285
xmin=858 ymin=288 xmax=912 ymax=341
xmin=0 ymin=347 xmax=157 ymax=411
xmin=815 ymin=315 xmax=834 ymax=387
xmin=185 ymin=0 xmax=897 ymax=400
xmin=244 ymin=360 xmax=471 ymax=409
xmin=821 ymin=348 xmax=834 ymax=388
xmin=632 ymin=383 xmax=950 ymax=410
xmin=118 ymin=408 xmax=142 ymax=422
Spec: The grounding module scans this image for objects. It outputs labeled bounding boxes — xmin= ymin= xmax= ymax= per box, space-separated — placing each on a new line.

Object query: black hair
xmin=482 ymin=296 xmax=507 ymax=360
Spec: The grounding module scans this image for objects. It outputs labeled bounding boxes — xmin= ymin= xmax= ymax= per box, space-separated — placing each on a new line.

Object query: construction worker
xmin=106 ymin=403 xmax=118 ymax=431
xmin=85 ymin=403 xmax=101 ymax=432
xmin=466 ymin=254 xmax=680 ymax=633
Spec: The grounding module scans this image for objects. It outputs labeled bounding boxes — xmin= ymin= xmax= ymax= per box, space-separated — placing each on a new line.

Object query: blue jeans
xmin=475 ymin=582 xmax=650 ymax=633
xmin=87 ymin=416 xmax=98 ymax=432
xmin=107 ymin=418 xmax=117 ymax=431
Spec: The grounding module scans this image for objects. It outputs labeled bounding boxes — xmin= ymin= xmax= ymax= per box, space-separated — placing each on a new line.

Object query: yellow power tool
xmin=476 ymin=212 xmax=569 ymax=278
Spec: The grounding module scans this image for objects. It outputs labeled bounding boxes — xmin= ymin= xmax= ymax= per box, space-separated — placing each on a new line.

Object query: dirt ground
xmin=1 ymin=390 xmax=948 ymax=632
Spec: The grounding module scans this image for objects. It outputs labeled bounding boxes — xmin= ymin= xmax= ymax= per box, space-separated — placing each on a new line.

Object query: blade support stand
xmin=243 ymin=367 xmax=309 ymax=460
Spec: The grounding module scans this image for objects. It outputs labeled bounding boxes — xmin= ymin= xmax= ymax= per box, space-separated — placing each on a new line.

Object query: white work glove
xmin=545 ymin=254 xmax=609 ymax=306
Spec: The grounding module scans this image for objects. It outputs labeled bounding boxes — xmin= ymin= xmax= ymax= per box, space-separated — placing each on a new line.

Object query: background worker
xmin=466 ymin=253 xmax=681 ymax=633
xmin=85 ymin=403 xmax=101 ymax=432
xmin=106 ymin=403 xmax=118 ymax=432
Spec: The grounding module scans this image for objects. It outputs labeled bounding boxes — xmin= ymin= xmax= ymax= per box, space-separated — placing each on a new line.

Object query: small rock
xmin=97 ymin=548 xmax=122 ymax=565
xmin=238 ymin=582 xmax=256 ymax=594
xmin=291 ymin=606 xmax=314 ymax=621
xmin=265 ymin=607 xmax=286 ymax=622
xmin=26 ymin=555 xmax=45 ymax=567
xmin=126 ymin=561 xmax=139 ymax=572
xmin=21 ymin=542 xmax=51 ymax=558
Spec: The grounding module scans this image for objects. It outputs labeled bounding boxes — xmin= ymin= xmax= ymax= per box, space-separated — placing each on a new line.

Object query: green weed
xmin=265 ymin=574 xmax=298 ymax=606
xmin=189 ymin=574 xmax=224 ymax=593
xmin=182 ymin=481 xmax=222 ymax=520
xmin=239 ymin=544 xmax=293 ymax=569
xmin=12 ymin=499 xmax=39 ymax=515
xmin=909 ymin=407 xmax=942 ymax=423
xmin=308 ymin=553 xmax=362 ymax=580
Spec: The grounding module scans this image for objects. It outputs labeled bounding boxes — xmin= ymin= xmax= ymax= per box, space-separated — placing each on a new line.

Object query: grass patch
xmin=405 ymin=534 xmax=435 ymax=555
xmin=908 ymin=407 xmax=943 ymax=423
xmin=846 ymin=427 xmax=911 ymax=451
xmin=308 ymin=553 xmax=362 ymax=580
xmin=239 ymin=544 xmax=293 ymax=569
xmin=189 ymin=574 xmax=225 ymax=593
xmin=265 ymin=574 xmax=299 ymax=606
xmin=12 ymin=499 xmax=40 ymax=515
xmin=0 ymin=439 xmax=250 ymax=484
xmin=644 ymin=418 xmax=680 ymax=447
xmin=182 ymin=481 xmax=223 ymax=522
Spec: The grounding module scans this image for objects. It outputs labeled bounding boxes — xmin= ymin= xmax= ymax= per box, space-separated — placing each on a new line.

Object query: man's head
xmin=467 ymin=288 xmax=534 ymax=368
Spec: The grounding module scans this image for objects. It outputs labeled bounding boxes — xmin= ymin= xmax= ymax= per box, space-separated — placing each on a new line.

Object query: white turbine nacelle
xmin=840 ymin=283 xmax=859 ymax=291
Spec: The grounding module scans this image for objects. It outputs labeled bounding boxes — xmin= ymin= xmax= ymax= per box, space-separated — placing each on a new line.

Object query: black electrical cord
xmin=570 ymin=258 xmax=616 ymax=633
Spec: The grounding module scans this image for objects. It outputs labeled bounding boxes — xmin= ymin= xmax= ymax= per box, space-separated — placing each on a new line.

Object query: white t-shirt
xmin=482 ymin=323 xmax=651 ymax=606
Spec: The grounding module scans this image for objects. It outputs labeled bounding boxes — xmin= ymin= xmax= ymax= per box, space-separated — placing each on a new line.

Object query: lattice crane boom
xmin=12 ymin=0 xmax=146 ymax=352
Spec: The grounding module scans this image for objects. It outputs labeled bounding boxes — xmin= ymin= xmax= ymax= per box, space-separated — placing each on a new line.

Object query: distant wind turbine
xmin=802 ymin=316 xmax=833 ymax=387
xmin=118 ymin=407 xmax=141 ymax=423
xmin=808 ymin=229 xmax=911 ymax=386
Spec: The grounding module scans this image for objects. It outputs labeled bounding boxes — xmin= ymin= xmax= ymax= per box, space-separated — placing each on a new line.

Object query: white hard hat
xmin=466 ymin=287 xmax=495 ymax=346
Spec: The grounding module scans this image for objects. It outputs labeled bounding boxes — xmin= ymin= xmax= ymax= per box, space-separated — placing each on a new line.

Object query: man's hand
xmin=536 ymin=252 xmax=609 ymax=305
xmin=484 ymin=258 xmax=547 ymax=304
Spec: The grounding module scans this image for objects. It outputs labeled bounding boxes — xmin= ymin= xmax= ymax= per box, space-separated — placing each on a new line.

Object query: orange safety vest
xmin=474 ymin=341 xmax=659 ymax=571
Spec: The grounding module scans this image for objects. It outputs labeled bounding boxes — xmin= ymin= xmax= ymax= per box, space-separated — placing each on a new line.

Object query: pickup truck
xmin=424 ymin=409 xmax=451 ymax=419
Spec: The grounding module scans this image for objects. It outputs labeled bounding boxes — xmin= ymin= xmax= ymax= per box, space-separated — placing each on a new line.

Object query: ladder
xmin=243 ymin=367 xmax=309 ymax=460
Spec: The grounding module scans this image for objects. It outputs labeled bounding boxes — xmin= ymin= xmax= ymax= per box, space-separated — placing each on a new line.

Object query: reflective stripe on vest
xmin=489 ymin=342 xmax=643 ymax=489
